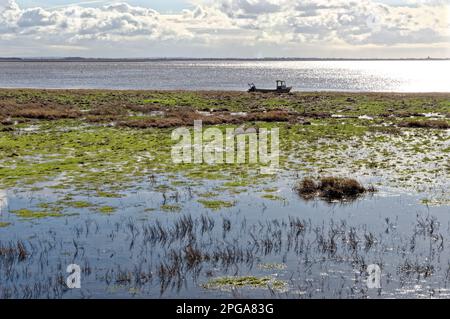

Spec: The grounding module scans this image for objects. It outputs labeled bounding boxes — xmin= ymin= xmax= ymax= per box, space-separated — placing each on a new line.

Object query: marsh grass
xmin=0 ymin=89 xmax=449 ymax=299
xmin=398 ymin=119 xmax=449 ymax=129
xmin=198 ymin=200 xmax=235 ymax=210
xmin=202 ymin=276 xmax=286 ymax=290
xmin=160 ymin=204 xmax=182 ymax=212
xmin=295 ymin=177 xmax=375 ymax=202
xmin=97 ymin=206 xmax=116 ymax=214
xmin=4 ymin=89 xmax=448 ymax=129
xmin=1 ymin=211 xmax=449 ymax=298
xmin=0 ymin=241 xmax=28 ymax=261
xmin=11 ymin=208 xmax=64 ymax=219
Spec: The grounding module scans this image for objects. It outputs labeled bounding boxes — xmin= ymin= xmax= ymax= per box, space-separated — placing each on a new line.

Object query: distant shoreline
xmin=0 ymin=57 xmax=449 ymax=62
xmin=1 ymin=88 xmax=449 ymax=96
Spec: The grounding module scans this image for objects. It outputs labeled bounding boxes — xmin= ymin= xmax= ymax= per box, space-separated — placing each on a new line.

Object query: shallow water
xmin=0 ymin=60 xmax=449 ymax=92
xmin=1 ymin=172 xmax=450 ymax=299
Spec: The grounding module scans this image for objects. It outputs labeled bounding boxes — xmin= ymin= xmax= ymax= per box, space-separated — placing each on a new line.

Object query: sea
xmin=0 ymin=60 xmax=449 ymax=92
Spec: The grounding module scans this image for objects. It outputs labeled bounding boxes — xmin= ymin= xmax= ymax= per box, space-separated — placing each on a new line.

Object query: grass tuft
xmin=398 ymin=119 xmax=449 ymax=129
xmin=198 ymin=200 xmax=235 ymax=210
xmin=295 ymin=176 xmax=375 ymax=202
xmin=202 ymin=276 xmax=286 ymax=290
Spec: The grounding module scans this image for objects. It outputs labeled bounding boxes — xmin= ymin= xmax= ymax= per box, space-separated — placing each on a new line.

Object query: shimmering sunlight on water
xmin=0 ymin=60 xmax=449 ymax=92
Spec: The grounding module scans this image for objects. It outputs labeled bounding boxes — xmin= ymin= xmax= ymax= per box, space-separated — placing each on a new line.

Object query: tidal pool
xmin=1 ymin=171 xmax=449 ymax=299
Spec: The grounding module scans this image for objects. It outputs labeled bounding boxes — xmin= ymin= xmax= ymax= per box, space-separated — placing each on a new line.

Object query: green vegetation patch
xmin=202 ymin=276 xmax=286 ymax=290
xmin=198 ymin=200 xmax=235 ymax=210
xmin=67 ymin=201 xmax=93 ymax=208
xmin=261 ymin=194 xmax=285 ymax=201
xmin=97 ymin=206 xmax=117 ymax=214
xmin=11 ymin=209 xmax=65 ymax=219
xmin=0 ymin=89 xmax=449 ymax=205
xmin=96 ymin=191 xmax=124 ymax=198
xmin=197 ymin=192 xmax=219 ymax=198
xmin=160 ymin=204 xmax=182 ymax=212
xmin=223 ymin=180 xmax=250 ymax=187
xmin=257 ymin=263 xmax=288 ymax=270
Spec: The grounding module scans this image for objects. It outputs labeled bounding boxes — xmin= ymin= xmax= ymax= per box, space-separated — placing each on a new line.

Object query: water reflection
xmin=0 ymin=190 xmax=7 ymax=214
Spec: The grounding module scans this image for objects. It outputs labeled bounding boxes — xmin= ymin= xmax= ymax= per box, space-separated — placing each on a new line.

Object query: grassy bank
xmin=0 ymin=89 xmax=449 ymax=208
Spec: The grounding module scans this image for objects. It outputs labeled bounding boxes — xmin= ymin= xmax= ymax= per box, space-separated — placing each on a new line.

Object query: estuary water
xmin=0 ymin=60 xmax=449 ymax=92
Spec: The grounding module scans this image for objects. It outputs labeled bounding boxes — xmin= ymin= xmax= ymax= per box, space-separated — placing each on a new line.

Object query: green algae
xmin=67 ymin=201 xmax=93 ymax=208
xmin=197 ymin=192 xmax=219 ymax=198
xmin=420 ymin=197 xmax=450 ymax=207
xmin=37 ymin=202 xmax=51 ymax=209
xmin=97 ymin=206 xmax=116 ymax=214
xmin=261 ymin=194 xmax=285 ymax=201
xmin=96 ymin=191 xmax=124 ymax=198
xmin=257 ymin=263 xmax=287 ymax=270
xmin=11 ymin=209 xmax=66 ymax=219
xmin=160 ymin=204 xmax=182 ymax=212
xmin=202 ymin=276 xmax=286 ymax=290
xmin=0 ymin=124 xmax=174 ymax=190
xmin=0 ymin=222 xmax=11 ymax=228
xmin=263 ymin=188 xmax=279 ymax=193
xmin=1 ymin=119 xmax=443 ymax=197
xmin=187 ymin=171 xmax=226 ymax=180
xmin=153 ymin=185 xmax=174 ymax=192
xmin=0 ymin=90 xmax=448 ymax=207
xmin=171 ymin=180 xmax=188 ymax=186
xmin=223 ymin=180 xmax=250 ymax=187
xmin=198 ymin=200 xmax=235 ymax=210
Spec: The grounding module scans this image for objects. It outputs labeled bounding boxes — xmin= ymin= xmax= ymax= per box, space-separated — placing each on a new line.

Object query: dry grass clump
xmin=368 ymin=125 xmax=402 ymax=135
xmin=398 ymin=119 xmax=449 ymax=129
xmin=87 ymin=105 xmax=128 ymax=116
xmin=0 ymin=241 xmax=28 ymax=261
xmin=85 ymin=115 xmax=120 ymax=123
xmin=0 ymin=117 xmax=14 ymax=125
xmin=117 ymin=109 xmax=293 ymax=128
xmin=126 ymin=104 xmax=163 ymax=113
xmin=5 ymin=104 xmax=81 ymax=120
xmin=119 ymin=117 xmax=185 ymax=128
xmin=295 ymin=176 xmax=375 ymax=202
xmin=246 ymin=110 xmax=291 ymax=122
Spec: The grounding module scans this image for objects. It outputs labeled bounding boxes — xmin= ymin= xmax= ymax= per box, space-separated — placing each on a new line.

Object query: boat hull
xmin=248 ymin=87 xmax=292 ymax=93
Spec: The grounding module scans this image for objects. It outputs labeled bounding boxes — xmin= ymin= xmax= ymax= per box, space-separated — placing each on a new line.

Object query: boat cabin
xmin=276 ymin=80 xmax=287 ymax=90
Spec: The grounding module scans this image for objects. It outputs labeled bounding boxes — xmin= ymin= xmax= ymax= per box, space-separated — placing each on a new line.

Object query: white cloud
xmin=0 ymin=0 xmax=448 ymax=57
xmin=1 ymin=1 xmax=193 ymax=42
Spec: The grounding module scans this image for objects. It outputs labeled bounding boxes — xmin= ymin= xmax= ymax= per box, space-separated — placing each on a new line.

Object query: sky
xmin=0 ymin=0 xmax=449 ymax=58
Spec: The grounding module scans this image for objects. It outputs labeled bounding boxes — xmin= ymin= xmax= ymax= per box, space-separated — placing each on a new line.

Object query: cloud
xmin=1 ymin=1 xmax=192 ymax=42
xmin=0 ymin=0 xmax=448 ymax=57
xmin=206 ymin=0 xmax=449 ymax=45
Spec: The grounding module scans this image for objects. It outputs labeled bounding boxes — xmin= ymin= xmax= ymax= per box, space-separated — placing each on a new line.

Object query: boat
xmin=247 ymin=80 xmax=292 ymax=93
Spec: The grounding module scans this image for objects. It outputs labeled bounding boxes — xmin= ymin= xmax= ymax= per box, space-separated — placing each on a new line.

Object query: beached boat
xmin=248 ymin=80 xmax=292 ymax=93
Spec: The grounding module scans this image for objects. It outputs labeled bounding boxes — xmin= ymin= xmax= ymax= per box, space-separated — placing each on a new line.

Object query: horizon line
xmin=0 ymin=57 xmax=449 ymax=61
